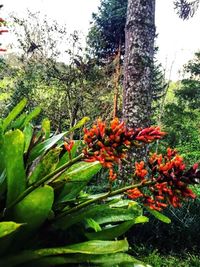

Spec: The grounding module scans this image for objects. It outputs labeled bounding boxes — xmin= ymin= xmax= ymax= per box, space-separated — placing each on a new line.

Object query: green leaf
xmin=134 ymin=215 xmax=149 ymax=224
xmin=9 ymin=113 xmax=26 ymax=129
xmin=28 ymin=132 xmax=67 ymax=162
xmin=4 ymin=129 xmax=26 ymax=207
xmin=0 ymin=170 xmax=6 ymax=197
xmin=28 ymin=148 xmax=62 ymax=185
xmin=85 ymin=218 xmax=102 ymax=232
xmin=56 ymin=161 xmax=102 ymax=203
xmin=0 ymin=222 xmax=22 ymax=239
xmin=0 ymin=240 xmax=129 ymax=267
xmin=57 ymin=140 xmax=83 ymax=167
xmin=13 ymin=185 xmax=54 ymax=231
xmin=23 ymin=124 xmax=33 ymax=154
xmin=41 ymin=118 xmax=50 ymax=139
xmin=23 ymin=253 xmax=142 ymax=267
xmin=29 ymin=117 xmax=89 ymax=162
xmin=85 ymin=216 xmax=149 ymax=240
xmin=22 ymin=107 xmax=41 ymax=127
xmin=69 ymin=117 xmax=90 ymax=132
xmin=55 ymin=202 xmax=141 ymax=230
xmin=145 ymin=207 xmax=171 ymax=224
xmin=2 ymin=98 xmax=27 ymax=132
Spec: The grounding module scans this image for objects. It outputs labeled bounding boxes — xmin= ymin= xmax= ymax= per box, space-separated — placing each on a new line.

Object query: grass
xmin=132 ymin=246 xmax=200 ymax=267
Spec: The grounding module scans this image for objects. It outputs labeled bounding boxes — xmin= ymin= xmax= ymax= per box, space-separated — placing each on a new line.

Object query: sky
xmin=1 ymin=0 xmax=200 ymax=80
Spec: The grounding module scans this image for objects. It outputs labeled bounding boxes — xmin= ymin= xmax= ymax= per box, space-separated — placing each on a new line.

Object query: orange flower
xmin=135 ymin=161 xmax=148 ymax=179
xmin=64 ymin=140 xmax=75 ymax=152
xmin=126 ymin=148 xmax=197 ymax=211
xmin=127 ymin=188 xmax=143 ymax=199
xmin=136 ymin=127 xmax=166 ymax=143
xmin=109 ymin=168 xmax=117 ymax=181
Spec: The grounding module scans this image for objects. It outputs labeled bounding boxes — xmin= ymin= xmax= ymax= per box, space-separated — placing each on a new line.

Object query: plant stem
xmin=1 ymin=153 xmax=84 ymax=217
xmin=55 ymin=180 xmax=154 ymax=220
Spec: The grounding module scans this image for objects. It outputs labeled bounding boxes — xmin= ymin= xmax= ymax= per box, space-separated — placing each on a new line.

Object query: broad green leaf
xmin=28 ymin=131 xmax=67 ymax=162
xmin=2 ymin=98 xmax=27 ymax=132
xmin=0 ymin=170 xmax=6 ymax=197
xmin=4 ymin=130 xmax=26 ymax=206
xmin=22 ymin=107 xmax=41 ymax=127
xmin=85 ymin=216 xmax=149 ymax=240
xmin=110 ymin=199 xmax=139 ymax=208
xmin=57 ymin=140 xmax=83 ymax=167
xmin=13 ymin=185 xmax=54 ymax=231
xmin=0 ymin=221 xmax=22 ymax=239
xmin=22 ymin=253 xmax=142 ymax=267
xmin=9 ymin=113 xmax=26 ymax=129
xmin=0 ymin=127 xmax=4 ymax=175
xmin=29 ymin=117 xmax=89 ymax=162
xmin=0 ymin=240 xmax=129 ymax=267
xmin=85 ymin=218 xmax=102 ymax=232
xmin=87 ymin=203 xmax=142 ymax=226
xmin=134 ymin=215 xmax=149 ymax=224
xmin=56 ymin=161 xmax=102 ymax=202
xmin=28 ymin=148 xmax=62 ymax=185
xmin=55 ymin=203 xmax=140 ymax=230
xmin=23 ymin=124 xmax=33 ymax=154
xmin=145 ymin=207 xmax=171 ymax=224
xmin=42 ymin=118 xmax=50 ymax=139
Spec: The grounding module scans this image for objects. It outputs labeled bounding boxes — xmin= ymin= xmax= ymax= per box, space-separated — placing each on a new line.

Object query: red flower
xmin=135 ymin=161 xmax=148 ymax=179
xmin=109 ymin=168 xmax=117 ymax=181
xmin=127 ymin=148 xmax=197 ymax=211
xmin=64 ymin=140 xmax=75 ymax=152
xmin=127 ymin=188 xmax=144 ymax=199
xmin=135 ymin=127 xmax=166 ymax=143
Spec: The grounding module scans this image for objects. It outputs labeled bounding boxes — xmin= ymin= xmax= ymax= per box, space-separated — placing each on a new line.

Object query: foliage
xmin=0 ymin=99 xmax=198 ymax=266
xmin=128 ymin=197 xmax=200 ymax=254
xmin=1 ymin=11 xmax=114 ymax=131
xmin=134 ymin=246 xmax=200 ymax=267
xmin=174 ymin=0 xmax=200 ymax=20
xmin=87 ymin=0 xmax=127 ymax=60
xmin=160 ymin=52 xmax=200 ymax=165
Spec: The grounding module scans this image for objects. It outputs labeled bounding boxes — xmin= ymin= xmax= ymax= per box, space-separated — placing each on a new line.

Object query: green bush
xmin=0 ymin=99 xmax=198 ymax=267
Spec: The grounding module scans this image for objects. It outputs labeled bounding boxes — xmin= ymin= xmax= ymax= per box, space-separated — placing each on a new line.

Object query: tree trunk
xmin=121 ymin=0 xmax=156 ymax=180
xmin=113 ymin=41 xmax=121 ymax=118
xmin=123 ymin=0 xmax=156 ymax=129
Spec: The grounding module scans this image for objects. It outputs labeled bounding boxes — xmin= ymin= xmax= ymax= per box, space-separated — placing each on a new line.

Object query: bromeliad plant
xmin=0 ymin=99 xmax=199 ymax=267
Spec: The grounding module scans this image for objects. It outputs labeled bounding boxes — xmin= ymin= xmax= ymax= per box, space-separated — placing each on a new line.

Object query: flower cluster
xmin=127 ymin=148 xmax=199 ymax=211
xmin=83 ymin=118 xmax=165 ymax=181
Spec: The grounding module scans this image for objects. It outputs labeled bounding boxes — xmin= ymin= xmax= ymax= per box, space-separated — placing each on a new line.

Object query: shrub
xmin=0 ymin=99 xmax=199 ymax=267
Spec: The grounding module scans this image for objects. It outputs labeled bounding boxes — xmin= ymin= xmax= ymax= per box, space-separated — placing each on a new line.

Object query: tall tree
xmin=88 ymin=0 xmax=128 ymax=117
xmin=123 ymin=0 xmax=156 ymax=129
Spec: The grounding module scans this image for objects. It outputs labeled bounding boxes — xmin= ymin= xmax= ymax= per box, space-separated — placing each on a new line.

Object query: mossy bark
xmin=122 ymin=0 xmax=156 ymax=177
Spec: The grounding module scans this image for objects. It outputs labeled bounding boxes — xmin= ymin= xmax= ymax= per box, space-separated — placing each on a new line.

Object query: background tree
xmin=160 ymin=52 xmax=200 ymax=164
xmin=87 ymin=0 xmax=128 ymax=117
xmin=174 ymin=0 xmax=200 ymax=19
xmin=1 ymin=11 xmax=112 ymax=131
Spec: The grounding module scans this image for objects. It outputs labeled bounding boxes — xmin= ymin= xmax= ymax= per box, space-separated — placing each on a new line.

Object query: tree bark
xmin=123 ymin=0 xmax=156 ymax=129
xmin=120 ymin=0 xmax=156 ymax=181
xmin=113 ymin=41 xmax=121 ymax=118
